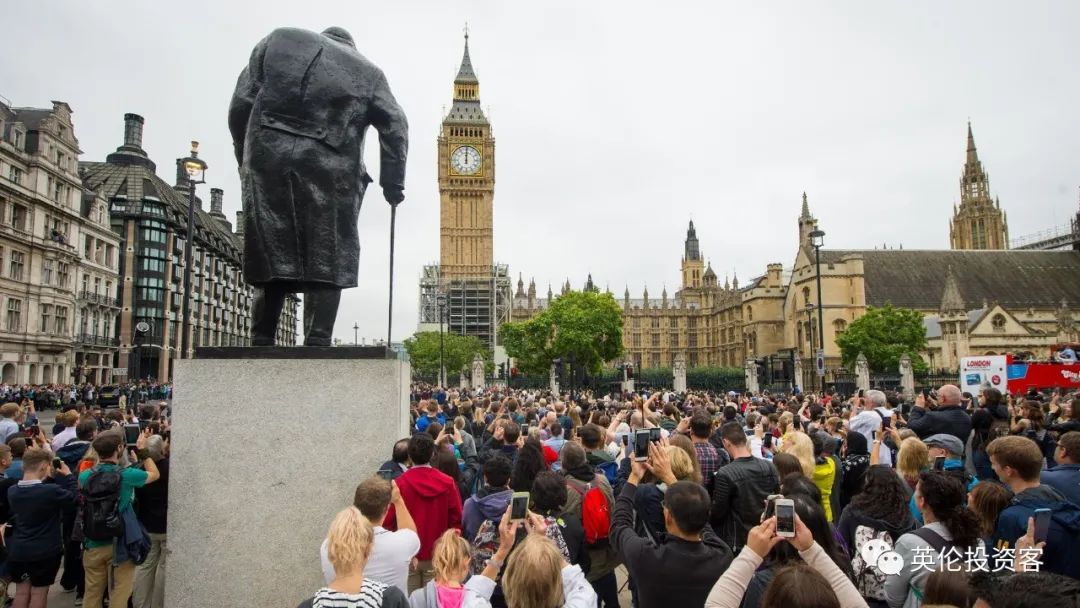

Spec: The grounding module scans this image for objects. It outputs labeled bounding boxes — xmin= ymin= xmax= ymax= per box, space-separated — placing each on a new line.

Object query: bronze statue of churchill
xmin=228 ymin=26 xmax=408 ymax=346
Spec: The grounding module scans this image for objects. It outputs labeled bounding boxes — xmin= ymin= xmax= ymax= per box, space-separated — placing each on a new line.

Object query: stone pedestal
xmin=855 ymin=352 xmax=870 ymax=392
xmin=166 ymin=347 xmax=410 ymax=608
xmin=673 ymin=353 xmax=687 ymax=393
xmin=471 ymin=354 xmax=485 ymax=390
xmin=899 ymin=354 xmax=915 ymax=398
xmin=745 ymin=359 xmax=759 ymax=394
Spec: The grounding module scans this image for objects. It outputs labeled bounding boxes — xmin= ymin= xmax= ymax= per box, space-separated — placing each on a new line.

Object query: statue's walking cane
xmin=387 ymin=202 xmax=398 ymax=346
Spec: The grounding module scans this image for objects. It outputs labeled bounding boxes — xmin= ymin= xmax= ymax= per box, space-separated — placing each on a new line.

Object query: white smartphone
xmin=775 ymin=498 xmax=796 ymax=538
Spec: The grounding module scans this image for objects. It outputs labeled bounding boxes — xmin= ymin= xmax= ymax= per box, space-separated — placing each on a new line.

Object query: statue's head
xmin=322 ymin=27 xmax=355 ymax=48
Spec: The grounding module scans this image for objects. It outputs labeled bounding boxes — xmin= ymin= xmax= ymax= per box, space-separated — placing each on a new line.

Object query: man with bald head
xmin=907 ymin=384 xmax=972 ymax=444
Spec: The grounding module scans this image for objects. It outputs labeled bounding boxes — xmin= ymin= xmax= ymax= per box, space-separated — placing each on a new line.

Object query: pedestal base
xmin=165 ymin=349 xmax=410 ymax=608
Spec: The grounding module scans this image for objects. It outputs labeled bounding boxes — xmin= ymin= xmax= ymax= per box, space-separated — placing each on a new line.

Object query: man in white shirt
xmin=319 ymin=476 xmax=420 ymax=594
xmin=847 ymin=389 xmax=893 ymax=466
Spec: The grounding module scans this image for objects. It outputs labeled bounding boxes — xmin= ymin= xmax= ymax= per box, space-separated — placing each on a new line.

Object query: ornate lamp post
xmin=810 ymin=229 xmax=826 ymax=392
xmin=179 ymin=142 xmax=207 ymax=358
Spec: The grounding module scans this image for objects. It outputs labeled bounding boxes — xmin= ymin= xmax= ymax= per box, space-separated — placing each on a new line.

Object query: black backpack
xmin=81 ymin=468 xmax=123 ymax=541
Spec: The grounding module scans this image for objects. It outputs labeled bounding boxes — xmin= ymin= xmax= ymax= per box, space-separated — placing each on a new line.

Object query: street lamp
xmin=436 ymin=293 xmax=447 ymax=387
xmin=810 ymin=229 xmax=826 ymax=392
xmin=179 ymin=141 xmax=207 ymax=359
xmin=353 ymin=322 xmax=359 ymax=345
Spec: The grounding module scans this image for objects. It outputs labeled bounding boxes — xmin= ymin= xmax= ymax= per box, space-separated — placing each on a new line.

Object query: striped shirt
xmin=312 ymin=580 xmax=388 ymax=608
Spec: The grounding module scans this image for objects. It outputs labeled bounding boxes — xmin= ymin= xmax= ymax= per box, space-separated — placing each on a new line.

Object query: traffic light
xmin=497 ymin=362 xmax=505 ymax=378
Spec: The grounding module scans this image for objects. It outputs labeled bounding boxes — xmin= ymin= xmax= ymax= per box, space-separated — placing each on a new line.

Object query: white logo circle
xmin=877 ymin=550 xmax=905 ymax=576
xmin=859 ymin=538 xmax=891 ymax=567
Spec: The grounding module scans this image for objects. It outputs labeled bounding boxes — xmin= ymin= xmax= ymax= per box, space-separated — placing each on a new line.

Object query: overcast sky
xmin=4 ymin=1 xmax=1078 ymax=344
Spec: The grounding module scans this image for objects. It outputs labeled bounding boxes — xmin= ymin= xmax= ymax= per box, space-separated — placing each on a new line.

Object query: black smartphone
xmin=871 ymin=430 xmax=878 ymax=441
xmin=376 ymin=469 xmax=394 ymax=481
xmin=634 ymin=429 xmax=650 ymax=461
xmin=649 ymin=427 xmax=661 ymax=443
xmin=23 ymin=424 xmax=38 ymax=438
xmin=510 ymin=492 xmax=530 ymax=521
xmin=933 ymin=456 xmax=946 ymax=471
xmin=123 ymin=423 xmax=140 ymax=445
xmin=52 ymin=457 xmax=62 ymax=470
xmin=1034 ymin=508 xmax=1052 ymax=543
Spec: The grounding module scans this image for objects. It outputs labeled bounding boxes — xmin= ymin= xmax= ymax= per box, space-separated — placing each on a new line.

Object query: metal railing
xmin=76 ymin=333 xmax=119 ymax=347
xmin=78 ymin=290 xmax=121 ymax=307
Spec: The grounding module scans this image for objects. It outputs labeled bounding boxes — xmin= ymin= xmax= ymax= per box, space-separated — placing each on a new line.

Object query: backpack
xmin=468 ymin=516 xmax=572 ymax=575
xmin=568 ymin=476 xmax=612 ymax=546
xmin=81 ymin=467 xmax=123 ymax=541
xmin=851 ymin=524 xmax=899 ymax=601
xmin=596 ymin=461 xmax=618 ymax=486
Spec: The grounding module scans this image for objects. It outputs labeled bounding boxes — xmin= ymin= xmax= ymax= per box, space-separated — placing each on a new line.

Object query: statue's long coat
xmin=228 ymin=27 xmax=408 ymax=289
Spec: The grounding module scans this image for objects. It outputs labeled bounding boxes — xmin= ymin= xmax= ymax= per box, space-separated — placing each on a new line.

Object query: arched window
xmin=833 ymin=319 xmax=847 ymax=337
xmin=803 ymin=287 xmax=811 ymax=306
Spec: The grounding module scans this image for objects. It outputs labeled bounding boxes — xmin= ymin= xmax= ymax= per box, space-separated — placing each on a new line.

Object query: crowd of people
xmin=302 ymin=383 xmax=1080 ymax=608
xmin=0 ymin=389 xmax=171 ymax=607
xmin=0 ymin=382 xmax=172 ymax=412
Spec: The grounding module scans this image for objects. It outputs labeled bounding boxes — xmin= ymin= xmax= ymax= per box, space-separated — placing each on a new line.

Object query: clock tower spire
xmin=439 ymin=29 xmax=495 ymax=279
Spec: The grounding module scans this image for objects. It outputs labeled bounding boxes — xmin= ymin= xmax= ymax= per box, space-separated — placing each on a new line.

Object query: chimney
xmin=175 ymin=159 xmax=187 ymax=186
xmin=123 ymin=113 xmax=144 ymax=149
xmin=235 ymin=210 xmax=245 ymax=237
xmin=210 ymin=188 xmax=224 ymax=215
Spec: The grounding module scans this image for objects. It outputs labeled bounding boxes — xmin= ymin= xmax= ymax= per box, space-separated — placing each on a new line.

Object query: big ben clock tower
xmin=438 ymin=31 xmax=495 ymax=279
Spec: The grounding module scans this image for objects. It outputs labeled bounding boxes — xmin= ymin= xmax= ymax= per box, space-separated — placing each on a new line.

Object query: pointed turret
xmin=455 ymin=30 xmax=478 ymax=86
xmin=662 ymin=285 xmax=668 ymax=308
xmin=702 ymin=262 xmax=717 ymax=287
xmin=527 ymin=278 xmax=536 ymax=308
xmin=515 ymin=273 xmax=525 ymax=298
xmin=966 ymin=121 xmax=978 ymax=167
xmin=547 ymin=283 xmax=553 ymax=301
xmin=643 ymin=285 xmax=649 ymax=304
xmin=800 ymin=191 xmax=811 ymax=219
xmin=584 ymin=273 xmax=595 ymax=292
xmin=798 ymin=191 xmax=819 ymax=250
xmin=562 ymin=278 xmax=571 ymax=295
xmin=624 ymin=286 xmax=630 ymax=308
xmin=447 ymin=29 xmax=487 ymax=123
xmin=684 ymin=220 xmax=702 ymax=261
xmin=939 ymin=266 xmax=966 ymax=313
xmin=732 ymin=272 xmax=739 ymax=290
xmin=724 ymin=275 xmax=731 ymax=291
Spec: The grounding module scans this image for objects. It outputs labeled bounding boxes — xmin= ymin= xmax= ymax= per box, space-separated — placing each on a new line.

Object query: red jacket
xmin=384 ymin=465 xmax=462 ymax=560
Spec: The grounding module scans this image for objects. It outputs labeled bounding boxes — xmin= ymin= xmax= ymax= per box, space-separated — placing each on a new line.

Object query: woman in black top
xmin=839 ymin=431 xmax=870 ymax=512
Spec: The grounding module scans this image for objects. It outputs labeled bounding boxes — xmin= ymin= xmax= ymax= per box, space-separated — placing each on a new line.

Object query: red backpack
xmin=568 ymin=475 xmax=611 ymax=546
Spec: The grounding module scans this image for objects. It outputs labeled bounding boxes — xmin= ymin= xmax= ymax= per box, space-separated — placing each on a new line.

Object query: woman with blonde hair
xmin=777 ymin=412 xmax=794 ymax=440
xmin=892 ymin=436 xmax=929 ymax=491
xmin=462 ymin=506 xmax=596 ymax=608
xmin=298 ymin=507 xmax=408 ymax=608
xmin=408 ymin=530 xmax=472 ymax=608
xmin=778 ymin=431 xmax=815 ymax=477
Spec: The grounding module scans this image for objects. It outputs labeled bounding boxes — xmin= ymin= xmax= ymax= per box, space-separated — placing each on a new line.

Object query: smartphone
xmin=52 ymin=457 xmax=63 ymax=470
xmin=858 ymin=389 xmax=864 ymax=399
xmin=633 ymin=429 xmax=651 ymax=461
xmin=775 ymin=498 xmax=796 ymax=537
xmin=376 ymin=469 xmax=394 ymax=481
xmin=123 ymin=423 xmax=140 ymax=445
xmin=522 ymin=424 xmax=531 ymax=437
xmin=871 ymin=430 xmax=878 ymax=441
xmin=933 ymin=456 xmax=946 ymax=471
xmin=649 ymin=427 xmax=661 ymax=443
xmin=510 ymin=491 xmax=530 ymax=522
xmin=1034 ymin=508 xmax=1052 ymax=544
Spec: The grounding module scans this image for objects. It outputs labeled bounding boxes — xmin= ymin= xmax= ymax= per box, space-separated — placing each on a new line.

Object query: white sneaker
xmin=74 ymin=598 xmax=83 ymax=607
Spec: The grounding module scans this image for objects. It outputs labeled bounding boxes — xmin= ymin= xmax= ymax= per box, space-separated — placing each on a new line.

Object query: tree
xmin=835 ymin=304 xmax=929 ymax=372
xmin=403 ymin=331 xmax=489 ymax=377
xmin=501 ymin=290 xmax=624 ymax=376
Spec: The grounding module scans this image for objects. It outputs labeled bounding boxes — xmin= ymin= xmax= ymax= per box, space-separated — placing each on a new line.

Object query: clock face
xmin=450 ymin=145 xmax=482 ymax=176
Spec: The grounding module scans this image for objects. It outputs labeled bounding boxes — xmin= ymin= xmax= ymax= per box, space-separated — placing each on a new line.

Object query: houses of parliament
xmin=420 ymin=33 xmax=1080 ymax=382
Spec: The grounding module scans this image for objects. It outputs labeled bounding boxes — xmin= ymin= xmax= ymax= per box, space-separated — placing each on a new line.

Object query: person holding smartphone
xmin=6 ymin=447 xmax=77 ymax=607
xmin=704 ymin=506 xmax=866 ymax=608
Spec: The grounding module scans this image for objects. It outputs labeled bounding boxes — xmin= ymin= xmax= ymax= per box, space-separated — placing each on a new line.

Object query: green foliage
xmin=501 ymin=290 xmax=624 ymax=376
xmin=835 ymin=304 xmax=928 ymax=373
xmin=403 ymin=331 xmax=489 ymax=377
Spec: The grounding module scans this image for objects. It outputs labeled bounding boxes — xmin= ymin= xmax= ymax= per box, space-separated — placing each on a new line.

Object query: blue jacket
xmin=461 ymin=488 xmax=511 ymax=540
xmin=991 ymin=484 xmax=1080 ymax=580
xmin=113 ymin=506 xmax=150 ymax=566
xmin=414 ymin=413 xmax=445 ymax=434
xmin=1040 ymin=464 xmax=1080 ymax=508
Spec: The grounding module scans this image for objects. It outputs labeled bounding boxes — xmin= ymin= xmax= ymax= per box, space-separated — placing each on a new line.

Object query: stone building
xmin=950 ymin=123 xmax=1009 ymax=250
xmin=0 ymin=99 xmax=121 ymax=385
xmin=80 ymin=113 xmax=298 ymax=381
xmin=786 ymin=197 xmax=1078 ymax=385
